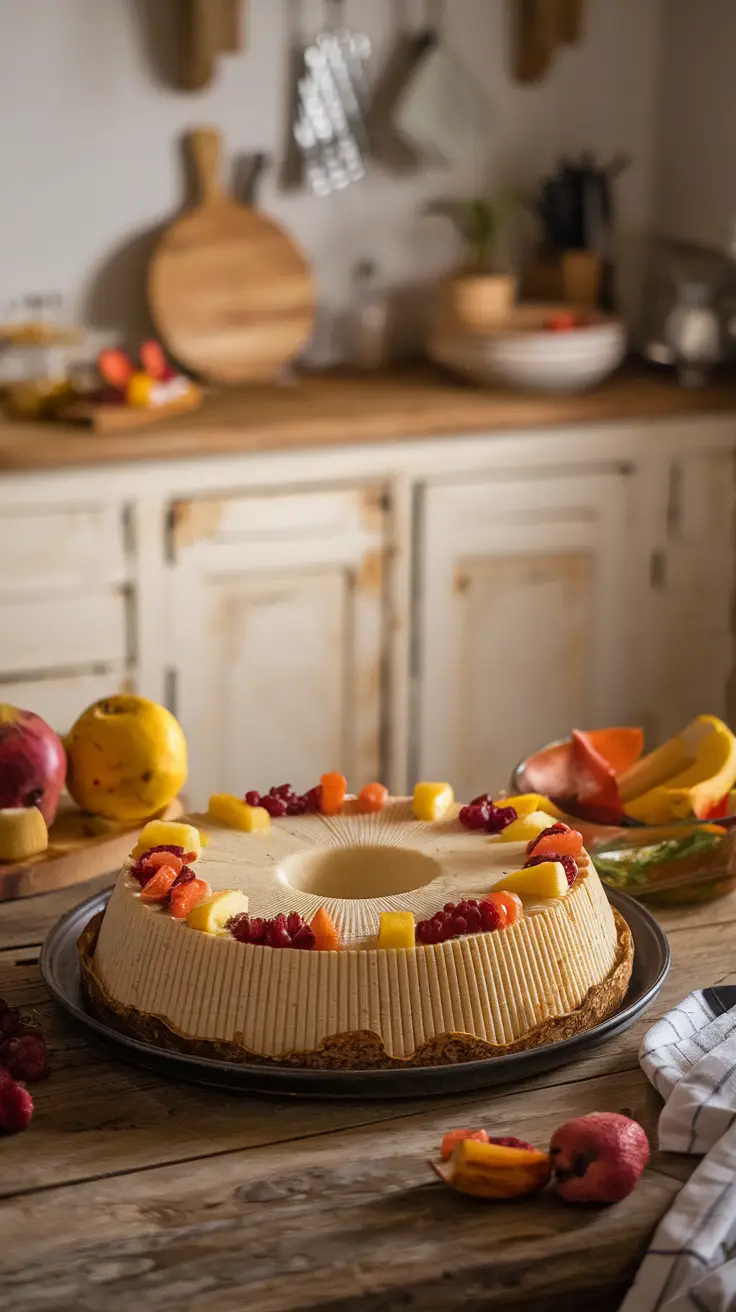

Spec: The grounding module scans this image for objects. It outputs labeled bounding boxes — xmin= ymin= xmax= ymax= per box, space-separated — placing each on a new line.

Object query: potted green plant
xmin=428 ymin=193 xmax=518 ymax=331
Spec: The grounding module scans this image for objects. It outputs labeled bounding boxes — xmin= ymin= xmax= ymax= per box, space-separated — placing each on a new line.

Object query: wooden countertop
xmin=2 ymin=365 xmax=736 ymax=472
xmin=1 ymin=876 xmax=729 ymax=1310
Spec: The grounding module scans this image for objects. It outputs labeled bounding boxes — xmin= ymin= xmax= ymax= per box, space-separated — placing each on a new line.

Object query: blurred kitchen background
xmin=0 ymin=0 xmax=735 ymax=810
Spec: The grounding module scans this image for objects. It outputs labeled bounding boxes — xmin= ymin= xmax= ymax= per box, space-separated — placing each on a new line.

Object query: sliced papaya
xmin=569 ymin=730 xmax=624 ymax=823
xmin=584 ymin=727 xmax=643 ymax=776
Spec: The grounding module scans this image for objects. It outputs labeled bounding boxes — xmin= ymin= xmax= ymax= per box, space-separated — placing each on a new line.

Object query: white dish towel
xmin=620 ymin=988 xmax=736 ymax=1312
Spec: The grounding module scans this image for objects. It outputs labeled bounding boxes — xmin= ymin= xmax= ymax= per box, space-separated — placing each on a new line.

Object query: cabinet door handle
xmin=650 ymin=549 xmax=667 ymax=590
xmin=666 ymin=461 xmax=683 ymax=539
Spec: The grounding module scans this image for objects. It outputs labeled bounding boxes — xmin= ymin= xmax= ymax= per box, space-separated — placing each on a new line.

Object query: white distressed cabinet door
xmin=168 ymin=487 xmax=388 ymax=807
xmin=415 ymin=470 xmax=632 ymax=799
xmin=644 ymin=450 xmax=735 ymax=742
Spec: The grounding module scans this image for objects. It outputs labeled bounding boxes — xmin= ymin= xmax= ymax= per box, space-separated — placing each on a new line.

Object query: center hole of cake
xmin=279 ymin=846 xmax=440 ymax=900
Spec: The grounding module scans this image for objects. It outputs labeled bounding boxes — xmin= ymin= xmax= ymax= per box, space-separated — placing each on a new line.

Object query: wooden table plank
xmin=0 ymin=873 xmax=112 ymax=950
xmin=0 ymin=1075 xmax=681 ymax=1311
xmin=0 ymin=912 xmax=727 ymax=1200
xmin=2 ymin=882 xmax=733 ymax=1307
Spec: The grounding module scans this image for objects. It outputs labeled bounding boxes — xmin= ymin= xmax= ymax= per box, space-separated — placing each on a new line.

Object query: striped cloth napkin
xmin=620 ymin=987 xmax=736 ymax=1312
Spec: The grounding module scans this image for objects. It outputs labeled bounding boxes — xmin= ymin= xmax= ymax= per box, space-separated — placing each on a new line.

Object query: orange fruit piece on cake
xmin=170 ymin=878 xmax=211 ymax=920
xmin=140 ymin=865 xmax=179 ymax=901
xmin=310 ymin=907 xmax=341 ymax=950
xmin=357 ymin=783 xmax=388 ymax=813
xmin=320 ymin=772 xmax=347 ymax=816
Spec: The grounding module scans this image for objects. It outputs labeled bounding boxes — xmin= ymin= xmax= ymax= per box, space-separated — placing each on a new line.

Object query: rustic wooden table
xmin=0 ymin=878 xmax=732 ymax=1312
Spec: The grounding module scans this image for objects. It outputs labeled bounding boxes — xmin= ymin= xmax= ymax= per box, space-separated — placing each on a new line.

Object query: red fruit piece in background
xmin=489 ymin=1135 xmax=537 ymax=1150
xmin=0 ymin=705 xmax=67 ymax=826
xmin=550 ymin=1112 xmax=650 ymax=1203
xmin=0 ymin=1006 xmax=23 ymax=1041
xmin=441 ymin=1128 xmax=489 ymax=1159
xmin=0 ymin=1079 xmax=34 ymax=1134
xmin=140 ymin=339 xmax=168 ymax=381
xmin=0 ymin=1033 xmax=49 ymax=1081
xmin=545 ymin=311 xmax=578 ymax=332
xmin=569 ymin=730 xmax=624 ymax=821
xmin=585 ymin=728 xmax=643 ymax=776
xmin=98 ymin=348 xmax=135 ymax=390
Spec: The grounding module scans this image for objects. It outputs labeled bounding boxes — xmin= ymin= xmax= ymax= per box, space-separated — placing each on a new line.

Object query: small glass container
xmin=350 ymin=260 xmax=390 ymax=371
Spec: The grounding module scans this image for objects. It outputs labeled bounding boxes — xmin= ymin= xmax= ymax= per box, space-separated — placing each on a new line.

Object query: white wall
xmin=655 ymin=0 xmax=736 ymax=253
xmin=0 ymin=0 xmax=663 ymax=354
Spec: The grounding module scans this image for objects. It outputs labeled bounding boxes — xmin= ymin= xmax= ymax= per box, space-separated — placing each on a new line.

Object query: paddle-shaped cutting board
xmin=149 ymin=129 xmax=315 ymax=384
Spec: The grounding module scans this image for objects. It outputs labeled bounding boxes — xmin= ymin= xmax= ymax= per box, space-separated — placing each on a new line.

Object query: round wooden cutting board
xmin=148 ymin=129 xmax=315 ymax=384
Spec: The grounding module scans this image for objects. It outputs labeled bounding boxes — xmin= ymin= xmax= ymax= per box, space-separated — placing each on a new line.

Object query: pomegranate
xmin=0 ymin=705 xmax=66 ymax=825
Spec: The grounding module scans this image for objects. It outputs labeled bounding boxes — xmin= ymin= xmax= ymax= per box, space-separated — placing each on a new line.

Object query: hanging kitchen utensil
xmin=218 ymin=0 xmax=242 ymax=53
xmin=281 ymin=0 xmax=308 ymax=190
xmin=182 ymin=0 xmax=244 ymax=91
xmin=557 ymin=0 xmax=585 ymax=44
xmin=513 ymin=0 xmax=558 ymax=83
xmin=234 ymin=151 xmax=270 ymax=206
xmin=365 ymin=0 xmax=430 ymax=174
xmin=148 ymin=128 xmax=315 ymax=384
xmin=292 ymin=0 xmax=371 ymax=197
xmin=394 ymin=0 xmax=491 ymax=166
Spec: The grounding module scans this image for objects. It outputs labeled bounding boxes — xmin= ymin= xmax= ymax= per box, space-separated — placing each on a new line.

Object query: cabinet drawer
xmin=0 ymin=670 xmax=130 ymax=734
xmin=171 ymin=486 xmax=385 ymax=560
xmin=0 ymin=591 xmax=128 ymax=676
xmin=0 ymin=504 xmax=127 ymax=592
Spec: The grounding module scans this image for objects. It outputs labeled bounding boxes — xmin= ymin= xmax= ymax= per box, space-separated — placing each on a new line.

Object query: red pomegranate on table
xmin=0 ymin=705 xmax=66 ymax=826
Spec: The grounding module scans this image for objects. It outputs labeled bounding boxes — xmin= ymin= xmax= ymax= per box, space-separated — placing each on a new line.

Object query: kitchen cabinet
xmin=643 ymin=449 xmax=735 ymax=743
xmin=167 ymin=485 xmax=390 ymax=807
xmin=0 ymin=498 xmax=133 ymax=735
xmin=0 ymin=378 xmax=733 ymax=805
xmin=414 ymin=469 xmax=632 ymax=798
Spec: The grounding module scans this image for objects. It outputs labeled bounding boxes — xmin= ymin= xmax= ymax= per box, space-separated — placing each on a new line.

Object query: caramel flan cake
xmin=79 ymin=782 xmax=633 ymax=1069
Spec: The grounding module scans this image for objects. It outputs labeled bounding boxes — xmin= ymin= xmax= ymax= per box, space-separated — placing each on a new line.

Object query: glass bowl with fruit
xmin=510 ymin=716 xmax=736 ymax=904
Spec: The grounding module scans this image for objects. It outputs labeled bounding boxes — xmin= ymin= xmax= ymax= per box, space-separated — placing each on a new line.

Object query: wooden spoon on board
xmin=148 ymin=129 xmax=315 ymax=384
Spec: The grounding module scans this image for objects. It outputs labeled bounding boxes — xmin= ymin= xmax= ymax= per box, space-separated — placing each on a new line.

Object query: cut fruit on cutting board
xmin=0 ymin=797 xmax=184 ymax=902
xmin=148 ymin=128 xmax=315 ymax=384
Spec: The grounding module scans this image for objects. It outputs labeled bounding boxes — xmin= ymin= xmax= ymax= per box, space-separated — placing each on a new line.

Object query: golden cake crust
xmin=78 ymin=908 xmax=633 ymax=1070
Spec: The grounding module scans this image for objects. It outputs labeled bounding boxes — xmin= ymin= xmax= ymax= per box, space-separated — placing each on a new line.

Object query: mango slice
xmin=187 ymin=889 xmax=249 ymax=933
xmin=621 ymin=715 xmax=736 ymax=823
xmin=0 ymin=807 xmax=48 ymax=863
xmin=208 ymin=794 xmax=270 ymax=832
xmin=378 ymin=911 xmax=416 ymax=949
xmin=413 ymin=782 xmax=454 ymax=822
xmin=501 ymin=793 xmax=565 ymax=820
xmin=132 ymin=819 xmax=201 ymax=859
xmin=498 ymin=810 xmax=560 ymax=843
xmin=490 ymin=861 xmax=568 ymax=900
xmin=432 ymin=1138 xmax=550 ymax=1199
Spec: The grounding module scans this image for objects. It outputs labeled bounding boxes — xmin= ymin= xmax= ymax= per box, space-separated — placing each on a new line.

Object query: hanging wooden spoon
xmin=557 ymin=0 xmax=585 ymax=44
xmin=514 ymin=0 xmax=559 ymax=84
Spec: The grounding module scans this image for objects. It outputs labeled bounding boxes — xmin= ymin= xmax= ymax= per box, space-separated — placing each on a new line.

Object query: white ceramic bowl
xmin=429 ymin=311 xmax=627 ymax=395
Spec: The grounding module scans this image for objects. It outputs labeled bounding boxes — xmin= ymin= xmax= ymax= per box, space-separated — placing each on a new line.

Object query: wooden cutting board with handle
xmin=148 ymin=128 xmax=315 ymax=384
